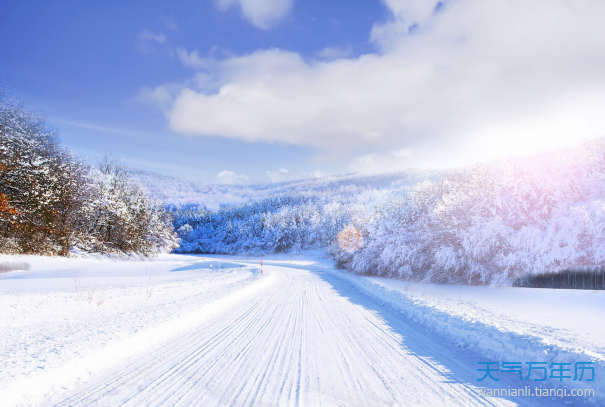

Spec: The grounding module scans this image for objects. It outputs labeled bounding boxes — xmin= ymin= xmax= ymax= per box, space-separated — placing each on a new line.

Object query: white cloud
xmin=370 ymin=0 xmax=444 ymax=50
xmin=349 ymin=148 xmax=415 ymax=174
xmin=315 ymin=46 xmax=352 ymax=61
xmin=216 ymin=0 xmax=293 ymax=29
xmin=138 ymin=30 xmax=166 ymax=44
xmin=216 ymin=170 xmax=249 ymax=184
xmin=265 ymin=168 xmax=291 ymax=183
xmin=137 ymin=83 xmax=185 ymax=112
xmin=265 ymin=168 xmax=324 ymax=183
xmin=177 ymin=48 xmax=214 ymax=70
xmin=152 ymin=0 xmax=605 ymax=169
xmin=265 ymin=170 xmax=285 ymax=183
xmin=163 ymin=17 xmax=179 ymax=31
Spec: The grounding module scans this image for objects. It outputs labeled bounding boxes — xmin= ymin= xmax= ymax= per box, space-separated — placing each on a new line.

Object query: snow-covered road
xmin=49 ymin=260 xmax=564 ymax=407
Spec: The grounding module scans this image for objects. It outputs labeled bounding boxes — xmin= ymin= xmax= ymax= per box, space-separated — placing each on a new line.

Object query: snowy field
xmin=364 ymin=276 xmax=605 ymax=357
xmin=0 ymin=253 xmax=269 ymax=406
xmin=1 ymin=253 xmax=602 ymax=406
xmin=327 ymin=269 xmax=605 ymax=404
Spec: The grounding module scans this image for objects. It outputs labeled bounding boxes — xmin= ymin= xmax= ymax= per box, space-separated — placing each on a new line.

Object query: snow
xmin=365 ymin=277 xmax=605 ymax=355
xmin=0 ymin=253 xmax=268 ymax=406
xmin=1 ymin=252 xmax=601 ymax=406
xmin=322 ymin=266 xmax=604 ymax=404
xmin=171 ymin=138 xmax=605 ymax=286
xmin=131 ymin=168 xmax=446 ymax=211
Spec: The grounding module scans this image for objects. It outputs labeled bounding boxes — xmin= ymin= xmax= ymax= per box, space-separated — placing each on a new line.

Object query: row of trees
xmin=174 ymin=137 xmax=605 ymax=285
xmin=0 ymin=88 xmax=178 ymax=256
xmin=513 ymin=269 xmax=605 ymax=290
xmin=331 ymin=138 xmax=605 ymax=285
xmin=173 ymin=189 xmax=371 ymax=256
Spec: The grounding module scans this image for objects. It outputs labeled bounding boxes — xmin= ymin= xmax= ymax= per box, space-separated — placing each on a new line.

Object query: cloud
xmin=177 ymin=48 xmax=214 ymax=70
xmin=152 ymin=0 xmax=605 ymax=168
xmin=137 ymin=83 xmax=186 ymax=112
xmin=216 ymin=0 xmax=293 ymax=29
xmin=137 ymin=30 xmax=168 ymax=54
xmin=315 ymin=46 xmax=353 ymax=61
xmin=163 ymin=17 xmax=179 ymax=31
xmin=51 ymin=119 xmax=165 ymax=140
xmin=216 ymin=170 xmax=249 ymax=184
xmin=138 ymin=29 xmax=166 ymax=44
xmin=265 ymin=168 xmax=324 ymax=183
xmin=370 ymin=0 xmax=445 ymax=50
xmin=348 ymin=148 xmax=416 ymax=174
xmin=265 ymin=168 xmax=288 ymax=183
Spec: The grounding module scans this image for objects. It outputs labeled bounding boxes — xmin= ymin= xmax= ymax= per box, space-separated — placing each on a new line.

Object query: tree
xmin=81 ymin=153 xmax=179 ymax=255
xmin=0 ymin=89 xmax=62 ymax=253
xmin=0 ymin=86 xmax=178 ymax=257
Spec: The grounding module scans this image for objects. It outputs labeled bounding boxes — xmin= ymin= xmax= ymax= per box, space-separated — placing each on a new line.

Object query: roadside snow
xmin=320 ymin=265 xmax=605 ymax=404
xmin=0 ymin=253 xmax=270 ymax=407
xmin=2 ymin=251 xmax=604 ymax=405
xmin=366 ymin=277 xmax=605 ymax=356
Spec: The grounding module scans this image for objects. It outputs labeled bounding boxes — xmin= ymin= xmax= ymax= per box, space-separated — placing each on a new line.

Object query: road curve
xmin=53 ymin=262 xmax=555 ymax=407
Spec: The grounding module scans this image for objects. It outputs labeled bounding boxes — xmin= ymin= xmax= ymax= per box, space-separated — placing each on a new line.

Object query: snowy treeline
xmin=173 ymin=187 xmax=388 ymax=255
xmin=333 ymin=138 xmax=605 ymax=284
xmin=175 ymin=138 xmax=605 ymax=285
xmin=0 ymin=89 xmax=178 ymax=256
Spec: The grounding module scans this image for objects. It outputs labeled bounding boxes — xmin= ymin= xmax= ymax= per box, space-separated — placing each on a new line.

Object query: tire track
xmin=52 ymin=262 xmax=564 ymax=407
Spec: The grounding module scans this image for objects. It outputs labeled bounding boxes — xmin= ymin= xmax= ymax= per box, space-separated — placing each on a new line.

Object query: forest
xmin=173 ymin=138 xmax=605 ymax=285
xmin=0 ymin=89 xmax=178 ymax=256
xmin=4 ymin=86 xmax=605 ymax=285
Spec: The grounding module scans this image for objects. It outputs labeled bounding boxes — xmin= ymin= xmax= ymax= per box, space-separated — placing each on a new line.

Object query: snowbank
xmin=0 ymin=253 xmax=273 ymax=406
xmin=324 ymin=267 xmax=605 ymax=404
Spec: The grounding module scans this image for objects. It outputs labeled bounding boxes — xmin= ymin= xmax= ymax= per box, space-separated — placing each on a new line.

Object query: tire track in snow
xmin=53 ymin=263 xmax=565 ymax=407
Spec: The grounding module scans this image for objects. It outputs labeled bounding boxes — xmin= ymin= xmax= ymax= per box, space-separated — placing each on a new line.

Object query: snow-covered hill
xmin=130 ymin=168 xmax=448 ymax=210
xmin=166 ymin=137 xmax=605 ymax=286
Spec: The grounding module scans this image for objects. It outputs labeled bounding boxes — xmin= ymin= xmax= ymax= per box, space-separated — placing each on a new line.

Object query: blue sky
xmin=2 ymin=0 xmax=605 ymax=184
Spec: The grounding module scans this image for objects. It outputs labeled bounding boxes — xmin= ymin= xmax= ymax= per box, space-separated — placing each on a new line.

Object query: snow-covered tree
xmin=173 ymin=136 xmax=605 ymax=285
xmin=80 ymin=153 xmax=179 ymax=255
xmin=0 ymin=87 xmax=178 ymax=257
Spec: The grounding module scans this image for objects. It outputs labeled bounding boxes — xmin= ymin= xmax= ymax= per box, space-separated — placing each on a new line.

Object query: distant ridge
xmin=130 ymin=168 xmax=450 ymax=210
